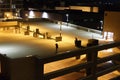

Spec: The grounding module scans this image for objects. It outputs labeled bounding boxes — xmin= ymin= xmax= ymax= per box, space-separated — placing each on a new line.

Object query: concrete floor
xmin=0 ymin=21 xmax=120 ymax=80
xmin=0 ymin=21 xmax=102 ymax=58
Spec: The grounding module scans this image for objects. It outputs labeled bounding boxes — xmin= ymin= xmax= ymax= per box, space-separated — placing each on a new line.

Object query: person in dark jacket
xmin=55 ymin=43 xmax=58 ymax=53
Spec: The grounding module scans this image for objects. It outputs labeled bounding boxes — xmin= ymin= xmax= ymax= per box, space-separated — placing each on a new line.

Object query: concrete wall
xmin=0 ymin=61 xmax=1 ymax=74
xmin=4 ymin=12 xmax=13 ymax=19
xmin=55 ymin=6 xmax=99 ymax=13
xmin=48 ymin=13 xmax=63 ymax=21
xmin=103 ymin=11 xmax=120 ymax=41
xmin=0 ymin=21 xmax=18 ymax=27
xmin=24 ymin=11 xmax=62 ymax=21
xmin=0 ymin=54 xmax=10 ymax=79
xmin=10 ymin=57 xmax=39 ymax=80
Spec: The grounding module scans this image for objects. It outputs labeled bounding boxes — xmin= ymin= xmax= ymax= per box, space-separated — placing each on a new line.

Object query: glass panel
xmin=103 ymin=32 xmax=114 ymax=41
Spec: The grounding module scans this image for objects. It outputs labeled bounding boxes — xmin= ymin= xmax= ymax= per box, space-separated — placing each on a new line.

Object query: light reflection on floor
xmin=0 ymin=22 xmax=120 ymax=80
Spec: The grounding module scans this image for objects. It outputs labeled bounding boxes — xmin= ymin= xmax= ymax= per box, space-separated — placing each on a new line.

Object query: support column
xmin=86 ymin=51 xmax=98 ymax=80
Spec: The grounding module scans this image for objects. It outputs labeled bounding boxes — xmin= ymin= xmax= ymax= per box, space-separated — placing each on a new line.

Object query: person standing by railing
xmin=74 ymin=37 xmax=78 ymax=47
xmin=55 ymin=43 xmax=58 ymax=53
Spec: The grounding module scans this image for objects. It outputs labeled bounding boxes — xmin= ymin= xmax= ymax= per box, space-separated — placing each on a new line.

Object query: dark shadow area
xmin=110 ymin=76 xmax=120 ymax=80
xmin=97 ymin=62 xmax=114 ymax=72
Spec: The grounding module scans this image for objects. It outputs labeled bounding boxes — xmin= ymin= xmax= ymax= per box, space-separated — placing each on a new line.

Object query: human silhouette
xmin=55 ymin=43 xmax=58 ymax=53
xmin=75 ymin=37 xmax=78 ymax=46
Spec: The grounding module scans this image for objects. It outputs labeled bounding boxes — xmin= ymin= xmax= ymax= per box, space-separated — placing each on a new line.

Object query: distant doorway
xmin=103 ymin=32 xmax=114 ymax=41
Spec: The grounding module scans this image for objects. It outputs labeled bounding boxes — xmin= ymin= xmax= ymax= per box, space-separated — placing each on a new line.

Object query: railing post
xmin=86 ymin=51 xmax=98 ymax=80
xmin=35 ymin=58 xmax=44 ymax=80
xmin=0 ymin=54 xmax=10 ymax=80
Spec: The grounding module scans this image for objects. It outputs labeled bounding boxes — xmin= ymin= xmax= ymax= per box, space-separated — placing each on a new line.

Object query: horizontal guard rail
xmin=44 ymin=62 xmax=92 ymax=79
xmin=36 ymin=41 xmax=120 ymax=80
xmin=39 ymin=41 xmax=120 ymax=64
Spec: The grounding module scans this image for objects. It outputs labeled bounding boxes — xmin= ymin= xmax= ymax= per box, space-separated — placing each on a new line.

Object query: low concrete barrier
xmin=0 ymin=21 xmax=19 ymax=27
